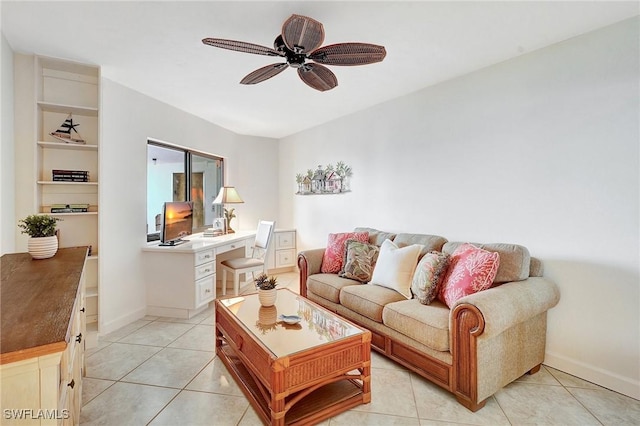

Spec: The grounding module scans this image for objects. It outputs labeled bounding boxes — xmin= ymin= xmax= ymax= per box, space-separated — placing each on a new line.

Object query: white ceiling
xmin=2 ymin=1 xmax=638 ymax=139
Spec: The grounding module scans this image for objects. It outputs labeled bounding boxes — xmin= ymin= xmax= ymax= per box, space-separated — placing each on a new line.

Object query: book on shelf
xmin=52 ymin=169 xmax=89 ymax=175
xmin=50 ymin=203 xmax=90 ymax=213
xmin=53 ymin=177 xmax=90 ymax=182
xmin=52 ymin=169 xmax=90 ymax=182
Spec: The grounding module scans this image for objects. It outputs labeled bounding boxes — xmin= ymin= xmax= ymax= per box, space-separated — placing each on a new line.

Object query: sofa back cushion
xmin=529 ymin=257 xmax=544 ymax=277
xmin=394 ymin=233 xmax=448 ymax=257
xmin=354 ymin=227 xmax=397 ymax=246
xmin=443 ymin=242 xmax=530 ymax=283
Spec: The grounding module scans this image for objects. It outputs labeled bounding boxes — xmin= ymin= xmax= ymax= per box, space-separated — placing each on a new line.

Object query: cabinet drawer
xmin=275 ymin=231 xmax=295 ymax=250
xmin=276 ymin=249 xmax=296 ymax=268
xmin=196 ymin=275 xmax=215 ymax=307
xmin=216 ymin=241 xmax=246 ymax=255
xmin=195 ymin=261 xmax=215 ymax=281
xmin=195 ymin=249 xmax=215 ymax=266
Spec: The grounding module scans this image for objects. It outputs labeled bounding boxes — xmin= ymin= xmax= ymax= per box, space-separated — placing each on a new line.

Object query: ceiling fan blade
xmin=309 ymin=43 xmax=387 ymax=66
xmin=202 ymin=38 xmax=284 ymax=57
xmin=297 ymin=63 xmax=338 ymax=92
xmin=240 ymin=63 xmax=289 ymax=85
xmin=281 ymin=14 xmax=325 ymax=54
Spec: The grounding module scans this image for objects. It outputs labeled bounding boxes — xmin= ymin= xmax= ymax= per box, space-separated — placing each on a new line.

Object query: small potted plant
xmin=254 ymin=273 xmax=278 ymax=306
xmin=18 ymin=214 xmax=61 ymax=259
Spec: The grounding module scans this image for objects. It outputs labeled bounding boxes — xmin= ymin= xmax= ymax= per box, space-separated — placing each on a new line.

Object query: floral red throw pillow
xmin=321 ymin=232 xmax=369 ymax=273
xmin=438 ymin=243 xmax=500 ymax=308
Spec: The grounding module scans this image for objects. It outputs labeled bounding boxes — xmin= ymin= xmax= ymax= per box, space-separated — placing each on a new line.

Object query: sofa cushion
xmin=321 ymin=232 xmax=369 ymax=273
xmin=443 ymin=242 xmax=530 ymax=283
xmin=382 ymin=299 xmax=451 ymax=352
xmin=307 ymin=273 xmax=360 ymax=303
xmin=340 ymin=284 xmax=406 ymax=322
xmin=354 ymin=227 xmax=397 ymax=246
xmin=370 ymin=239 xmax=422 ymax=299
xmin=529 ymin=257 xmax=544 ymax=277
xmin=340 ymin=239 xmax=380 ymax=283
xmin=411 ymin=251 xmax=451 ymax=304
xmin=393 ymin=233 xmax=448 ymax=258
xmin=439 ymin=243 xmax=500 ymax=308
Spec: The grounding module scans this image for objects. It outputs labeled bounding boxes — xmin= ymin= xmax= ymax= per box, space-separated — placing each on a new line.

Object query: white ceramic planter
xmin=28 ymin=236 xmax=58 ymax=259
xmin=258 ymin=288 xmax=277 ymax=307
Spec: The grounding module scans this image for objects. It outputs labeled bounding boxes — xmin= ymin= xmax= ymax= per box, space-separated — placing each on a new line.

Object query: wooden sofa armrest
xmin=297 ymin=248 xmax=326 ymax=297
xmin=451 ymin=277 xmax=560 ymax=338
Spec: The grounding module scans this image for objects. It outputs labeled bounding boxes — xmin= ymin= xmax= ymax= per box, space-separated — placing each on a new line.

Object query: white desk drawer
xmin=276 ymin=249 xmax=296 ymax=268
xmin=216 ymin=241 xmax=245 ymax=255
xmin=275 ymin=232 xmax=295 ymax=250
xmin=195 ymin=261 xmax=215 ymax=281
xmin=195 ymin=249 xmax=215 ymax=266
xmin=196 ymin=275 xmax=215 ymax=306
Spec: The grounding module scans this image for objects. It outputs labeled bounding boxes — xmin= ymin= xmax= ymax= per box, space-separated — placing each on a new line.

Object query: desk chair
xmin=220 ymin=220 xmax=275 ymax=296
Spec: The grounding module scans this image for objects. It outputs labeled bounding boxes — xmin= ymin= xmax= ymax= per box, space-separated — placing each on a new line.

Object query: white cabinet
xmin=143 ymin=250 xmax=217 ymax=319
xmin=267 ymin=229 xmax=297 ymax=273
xmin=0 ymin=248 xmax=87 ymax=426
xmin=34 ymin=56 xmax=100 ymax=347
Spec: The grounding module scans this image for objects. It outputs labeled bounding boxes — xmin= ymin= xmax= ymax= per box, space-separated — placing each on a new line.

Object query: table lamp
xmin=212 ymin=186 xmax=244 ymax=233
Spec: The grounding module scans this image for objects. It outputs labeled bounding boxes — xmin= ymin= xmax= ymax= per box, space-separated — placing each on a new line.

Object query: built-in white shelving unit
xmin=35 ymin=55 xmax=101 ymax=346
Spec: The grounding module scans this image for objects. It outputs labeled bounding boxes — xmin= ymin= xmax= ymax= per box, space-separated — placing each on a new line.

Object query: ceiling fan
xmin=202 ymin=14 xmax=386 ymax=92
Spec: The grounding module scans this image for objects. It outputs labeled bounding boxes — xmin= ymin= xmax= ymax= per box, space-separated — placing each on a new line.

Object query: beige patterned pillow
xmin=340 ymin=239 xmax=380 ymax=283
xmin=411 ymin=251 xmax=450 ymax=304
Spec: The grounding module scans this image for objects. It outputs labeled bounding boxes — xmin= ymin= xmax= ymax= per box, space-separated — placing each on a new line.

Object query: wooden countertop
xmin=1 ymin=246 xmax=88 ymax=364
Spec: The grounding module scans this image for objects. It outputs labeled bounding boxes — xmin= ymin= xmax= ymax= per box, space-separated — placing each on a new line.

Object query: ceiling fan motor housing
xmin=274 ymin=35 xmax=306 ymax=68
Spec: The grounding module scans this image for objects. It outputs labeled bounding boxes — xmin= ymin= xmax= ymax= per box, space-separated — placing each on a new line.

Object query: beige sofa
xmin=297 ymin=227 xmax=560 ymax=411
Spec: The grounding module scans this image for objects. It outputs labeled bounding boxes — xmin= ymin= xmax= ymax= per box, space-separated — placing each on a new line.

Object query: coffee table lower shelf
xmin=219 ymin=345 xmax=366 ymax=425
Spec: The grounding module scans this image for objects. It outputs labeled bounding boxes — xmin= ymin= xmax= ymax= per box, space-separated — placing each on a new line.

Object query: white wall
xmin=279 ymin=18 xmax=639 ymax=399
xmin=0 ymin=33 xmax=15 ymax=255
xmin=100 ymin=78 xmax=279 ymax=333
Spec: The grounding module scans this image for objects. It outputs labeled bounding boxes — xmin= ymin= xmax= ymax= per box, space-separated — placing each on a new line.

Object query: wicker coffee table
xmin=215 ymin=288 xmax=371 ymax=425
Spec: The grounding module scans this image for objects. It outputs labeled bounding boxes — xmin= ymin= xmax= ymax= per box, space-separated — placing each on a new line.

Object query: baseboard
xmin=99 ymin=306 xmax=147 ymax=336
xmin=545 ymin=351 xmax=640 ymax=400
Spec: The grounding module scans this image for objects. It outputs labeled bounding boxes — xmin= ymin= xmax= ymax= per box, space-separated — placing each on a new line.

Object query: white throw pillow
xmin=370 ymin=239 xmax=423 ymax=299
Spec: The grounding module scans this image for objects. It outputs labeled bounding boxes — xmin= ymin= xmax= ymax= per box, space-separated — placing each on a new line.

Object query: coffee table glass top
xmin=220 ymin=289 xmax=364 ymax=357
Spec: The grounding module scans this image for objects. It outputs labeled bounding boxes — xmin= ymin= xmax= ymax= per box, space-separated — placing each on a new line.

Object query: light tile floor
xmin=81 ymin=272 xmax=640 ymax=425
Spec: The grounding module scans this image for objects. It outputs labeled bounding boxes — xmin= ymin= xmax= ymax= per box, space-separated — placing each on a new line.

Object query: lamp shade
xmin=212 ymin=186 xmax=244 ymax=205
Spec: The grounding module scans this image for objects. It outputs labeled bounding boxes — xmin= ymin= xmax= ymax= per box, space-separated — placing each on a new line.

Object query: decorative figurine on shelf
xmin=50 ymin=113 xmax=86 ymax=144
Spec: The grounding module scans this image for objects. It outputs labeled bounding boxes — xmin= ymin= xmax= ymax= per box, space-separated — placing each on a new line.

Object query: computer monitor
xmin=159 ymin=201 xmax=193 ymax=246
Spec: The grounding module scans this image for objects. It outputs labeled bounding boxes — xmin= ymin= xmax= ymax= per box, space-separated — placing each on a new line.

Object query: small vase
xmin=28 ymin=236 xmax=58 ymax=259
xmin=258 ymin=288 xmax=277 ymax=307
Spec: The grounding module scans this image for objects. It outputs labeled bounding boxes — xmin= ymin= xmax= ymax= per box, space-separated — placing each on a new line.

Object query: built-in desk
xmin=142 ymin=231 xmax=255 ymax=318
